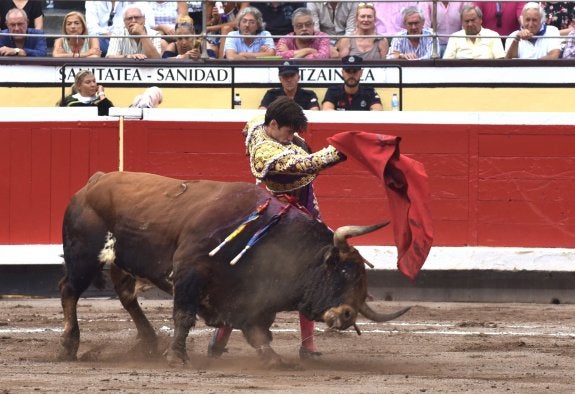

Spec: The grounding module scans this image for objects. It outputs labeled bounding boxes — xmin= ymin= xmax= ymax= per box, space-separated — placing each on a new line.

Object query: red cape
xmin=327 ymin=131 xmax=433 ymax=282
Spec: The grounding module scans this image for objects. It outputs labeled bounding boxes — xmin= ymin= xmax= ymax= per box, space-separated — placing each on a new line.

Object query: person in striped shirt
xmin=106 ymin=5 xmax=162 ymax=59
xmin=387 ymin=6 xmax=434 ymax=60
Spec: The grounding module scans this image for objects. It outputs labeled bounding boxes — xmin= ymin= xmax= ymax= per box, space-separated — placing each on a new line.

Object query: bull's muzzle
xmin=322 ymin=304 xmax=357 ymax=331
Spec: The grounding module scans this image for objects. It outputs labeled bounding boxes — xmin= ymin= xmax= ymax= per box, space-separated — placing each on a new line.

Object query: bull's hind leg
xmin=58 ymin=231 xmax=109 ymax=360
xmin=59 ymin=278 xmax=83 ymax=361
xmin=109 ymin=264 xmax=159 ymax=357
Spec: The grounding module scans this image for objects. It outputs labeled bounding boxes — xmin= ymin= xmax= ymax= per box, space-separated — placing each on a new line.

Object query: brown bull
xmin=59 ymin=171 xmax=410 ymax=367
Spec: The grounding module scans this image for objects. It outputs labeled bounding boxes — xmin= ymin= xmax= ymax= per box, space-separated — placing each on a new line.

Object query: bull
xmin=59 ymin=171 xmax=410 ymax=367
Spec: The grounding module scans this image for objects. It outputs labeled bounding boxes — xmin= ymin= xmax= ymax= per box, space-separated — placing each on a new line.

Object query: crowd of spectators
xmin=0 ymin=1 xmax=574 ymax=60
xmin=2 ymin=1 xmax=575 ymax=113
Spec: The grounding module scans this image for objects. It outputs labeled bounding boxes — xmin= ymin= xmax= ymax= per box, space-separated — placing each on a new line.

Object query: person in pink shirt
xmin=374 ymin=1 xmax=419 ymax=35
xmin=276 ymin=7 xmax=330 ymax=59
xmin=474 ymin=1 xmax=526 ymax=37
xmin=420 ymin=1 xmax=466 ymax=56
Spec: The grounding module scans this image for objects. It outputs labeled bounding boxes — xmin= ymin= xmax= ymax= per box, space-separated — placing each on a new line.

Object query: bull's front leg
xmin=164 ymin=308 xmax=196 ymax=366
xmin=242 ymin=325 xmax=296 ymax=369
xmin=164 ymin=268 xmax=203 ymax=366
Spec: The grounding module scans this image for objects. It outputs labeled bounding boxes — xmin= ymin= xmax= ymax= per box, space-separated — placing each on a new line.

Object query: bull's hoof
xmin=299 ymin=346 xmax=322 ymax=360
xmin=128 ymin=340 xmax=160 ymax=359
xmin=57 ymin=349 xmax=78 ymax=362
xmin=163 ymin=348 xmax=189 ymax=367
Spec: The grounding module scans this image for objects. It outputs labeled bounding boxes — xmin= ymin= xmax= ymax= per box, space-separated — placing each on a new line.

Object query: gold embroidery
xmin=245 ymin=117 xmax=342 ymax=194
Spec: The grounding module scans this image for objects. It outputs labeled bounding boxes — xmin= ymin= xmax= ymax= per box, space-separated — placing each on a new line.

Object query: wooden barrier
xmin=1 ymin=110 xmax=574 ymax=252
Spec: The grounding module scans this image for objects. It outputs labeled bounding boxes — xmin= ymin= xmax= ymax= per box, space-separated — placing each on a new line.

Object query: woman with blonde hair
xmin=52 ymin=11 xmax=101 ymax=58
xmin=337 ymin=3 xmax=389 ymax=60
xmin=58 ymin=70 xmax=113 ymax=116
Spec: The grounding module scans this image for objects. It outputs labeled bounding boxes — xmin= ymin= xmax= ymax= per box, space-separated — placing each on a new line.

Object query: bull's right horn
xmin=359 ymin=302 xmax=411 ymax=322
xmin=333 ymin=222 xmax=390 ymax=252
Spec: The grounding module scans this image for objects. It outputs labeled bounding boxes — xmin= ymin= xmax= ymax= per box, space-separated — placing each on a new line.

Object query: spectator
xmin=259 ymin=61 xmax=320 ymax=110
xmin=162 ymin=15 xmax=201 ymax=60
xmin=443 ymin=5 xmax=505 ymax=59
xmin=474 ymin=1 xmax=526 ymax=37
xmin=543 ymin=2 xmax=575 ymax=35
xmin=388 ymin=6 xmax=434 ymax=60
xmin=308 ymin=1 xmax=357 ymax=36
xmin=52 ymin=11 xmax=101 ymax=58
xmin=561 ymin=28 xmax=575 ymax=57
xmin=106 ymin=5 xmax=162 ymax=59
xmin=152 ymin=1 xmax=188 ymax=37
xmin=374 ymin=1 xmax=419 ymax=36
xmin=338 ymin=2 xmax=389 ymax=60
xmin=307 ymin=1 xmax=357 ymax=57
xmin=131 ymin=86 xmax=163 ymax=108
xmin=58 ymin=70 xmax=114 ymax=116
xmin=185 ymin=1 xmax=203 ymax=34
xmin=322 ymin=55 xmax=383 ymax=111
xmin=420 ymin=1 xmax=467 ymax=57
xmin=250 ymin=1 xmax=306 ymax=37
xmin=85 ymin=1 xmax=156 ymax=57
xmin=505 ymin=2 xmax=562 ymax=59
xmin=223 ymin=6 xmax=275 ymax=59
xmin=0 ymin=8 xmax=46 ymax=57
xmin=276 ymin=7 xmax=330 ymax=59
xmin=0 ymin=0 xmax=43 ymax=30
xmin=205 ymin=1 xmax=249 ymax=59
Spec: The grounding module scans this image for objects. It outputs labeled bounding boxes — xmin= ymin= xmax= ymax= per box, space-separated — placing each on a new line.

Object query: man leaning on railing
xmin=0 ymin=8 xmax=46 ymax=57
xmin=505 ymin=1 xmax=562 ymax=59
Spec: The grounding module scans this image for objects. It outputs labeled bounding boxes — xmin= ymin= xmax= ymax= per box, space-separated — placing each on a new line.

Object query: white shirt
xmin=505 ymin=25 xmax=562 ymax=59
xmin=443 ymin=28 xmax=506 ymax=59
xmin=85 ymin=1 xmax=156 ymax=35
xmin=106 ymin=26 xmax=162 ymax=57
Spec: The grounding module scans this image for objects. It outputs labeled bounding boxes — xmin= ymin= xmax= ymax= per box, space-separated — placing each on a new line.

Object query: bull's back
xmin=68 ymin=171 xmax=266 ymax=240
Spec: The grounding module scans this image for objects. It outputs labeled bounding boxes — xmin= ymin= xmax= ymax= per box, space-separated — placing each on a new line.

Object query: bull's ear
xmin=324 ymin=246 xmax=341 ymax=266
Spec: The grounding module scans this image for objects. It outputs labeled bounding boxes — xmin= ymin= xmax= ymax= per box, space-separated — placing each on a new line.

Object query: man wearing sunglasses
xmin=259 ymin=61 xmax=320 ymax=110
xmin=322 ymin=55 xmax=383 ymax=111
xmin=106 ymin=5 xmax=162 ymax=59
xmin=276 ymin=7 xmax=330 ymax=59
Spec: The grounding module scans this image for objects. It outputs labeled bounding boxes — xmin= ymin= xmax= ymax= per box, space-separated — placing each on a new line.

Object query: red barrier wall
xmin=1 ymin=118 xmax=574 ymax=248
xmin=0 ymin=122 xmax=119 ymax=244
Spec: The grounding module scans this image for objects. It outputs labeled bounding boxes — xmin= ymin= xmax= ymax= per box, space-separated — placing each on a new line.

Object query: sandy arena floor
xmin=0 ymin=298 xmax=574 ymax=393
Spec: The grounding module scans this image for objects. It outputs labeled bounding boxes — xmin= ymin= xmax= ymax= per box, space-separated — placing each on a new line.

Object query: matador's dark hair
xmin=264 ymin=96 xmax=308 ymax=133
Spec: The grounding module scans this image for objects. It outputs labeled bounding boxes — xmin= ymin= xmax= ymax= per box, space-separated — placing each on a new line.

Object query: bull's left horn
xmin=333 ymin=222 xmax=390 ymax=252
xmin=359 ymin=302 xmax=411 ymax=322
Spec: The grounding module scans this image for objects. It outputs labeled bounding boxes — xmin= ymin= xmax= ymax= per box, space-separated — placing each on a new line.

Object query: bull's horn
xmin=333 ymin=222 xmax=390 ymax=252
xmin=359 ymin=302 xmax=411 ymax=322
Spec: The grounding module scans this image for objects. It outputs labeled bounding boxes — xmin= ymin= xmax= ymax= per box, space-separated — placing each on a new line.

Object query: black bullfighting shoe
xmin=207 ymin=329 xmax=229 ymax=358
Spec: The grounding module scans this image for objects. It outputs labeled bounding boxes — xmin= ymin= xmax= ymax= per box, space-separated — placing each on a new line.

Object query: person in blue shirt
xmin=223 ymin=6 xmax=275 ymax=59
xmin=0 ymin=8 xmax=47 ymax=57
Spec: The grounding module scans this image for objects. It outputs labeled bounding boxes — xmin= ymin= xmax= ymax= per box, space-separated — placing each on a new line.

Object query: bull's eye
xmin=343 ymin=310 xmax=352 ymax=319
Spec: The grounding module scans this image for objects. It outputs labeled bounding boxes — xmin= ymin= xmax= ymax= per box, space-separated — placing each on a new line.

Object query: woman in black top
xmin=58 ymin=70 xmax=114 ymax=116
